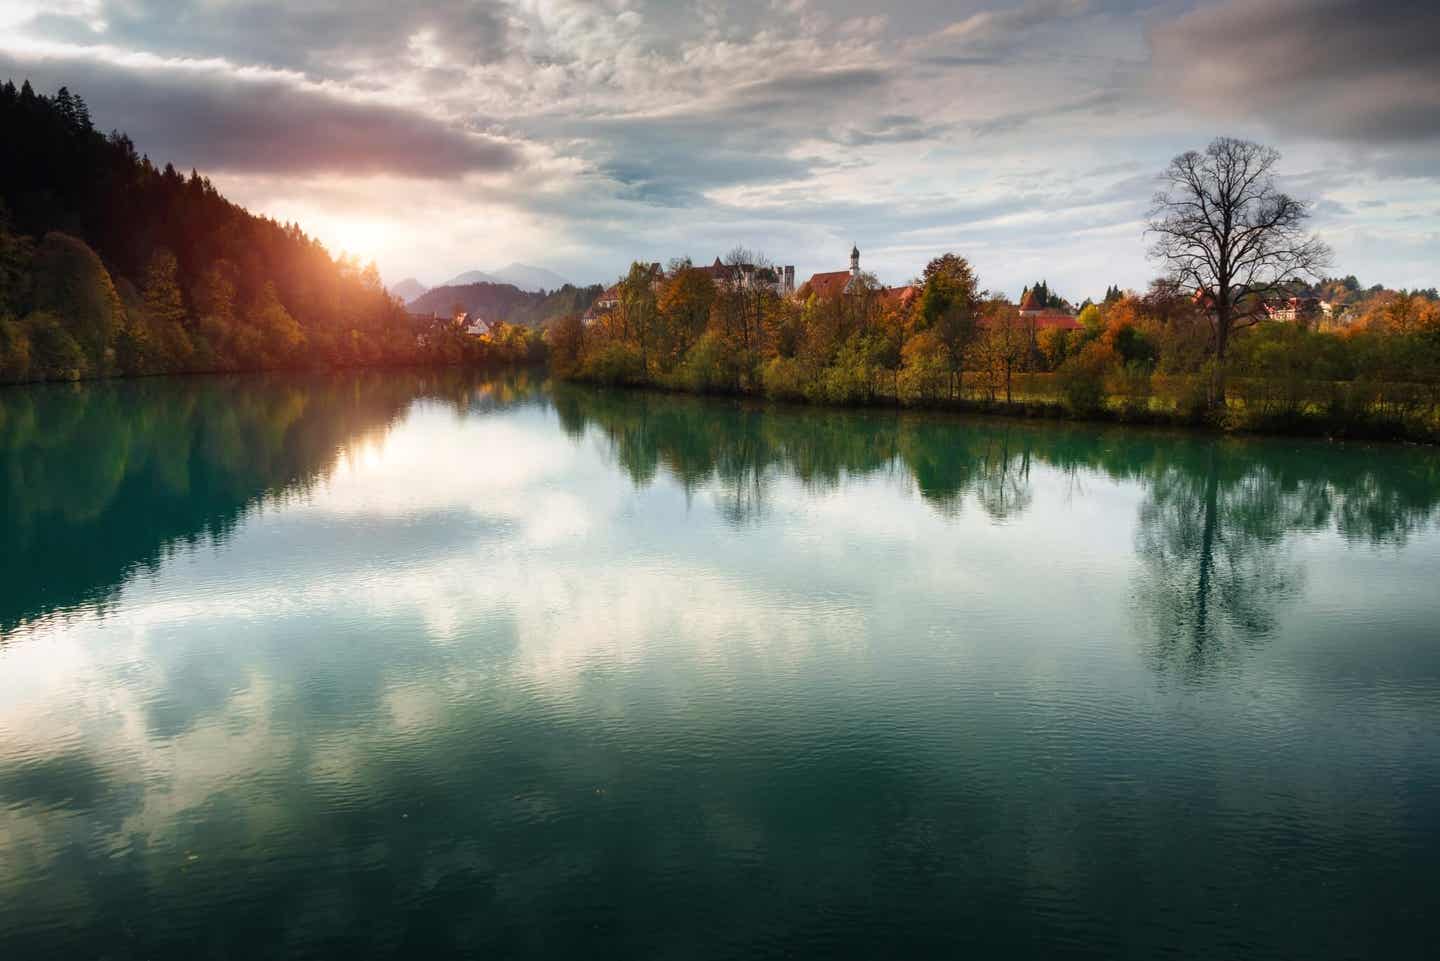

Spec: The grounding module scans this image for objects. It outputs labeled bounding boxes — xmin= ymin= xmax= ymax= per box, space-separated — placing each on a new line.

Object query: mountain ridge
xmin=409 ymin=280 xmax=602 ymax=328
xmin=439 ymin=263 xmax=572 ymax=293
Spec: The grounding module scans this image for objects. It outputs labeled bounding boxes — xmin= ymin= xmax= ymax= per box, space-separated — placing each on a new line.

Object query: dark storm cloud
xmin=0 ymin=52 xmax=519 ymax=178
xmin=1150 ymin=0 xmax=1440 ymax=145
xmin=24 ymin=0 xmax=513 ymax=77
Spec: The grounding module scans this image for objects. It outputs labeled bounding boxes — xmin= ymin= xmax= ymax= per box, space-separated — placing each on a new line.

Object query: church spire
xmin=850 ymin=244 xmax=860 ymax=277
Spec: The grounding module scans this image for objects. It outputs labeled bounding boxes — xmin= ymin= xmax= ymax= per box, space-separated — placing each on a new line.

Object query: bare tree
xmin=1148 ymin=137 xmax=1330 ymax=406
xmin=723 ymin=245 xmax=775 ymax=378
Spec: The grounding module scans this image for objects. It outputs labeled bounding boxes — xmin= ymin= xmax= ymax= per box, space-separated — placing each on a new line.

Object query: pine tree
xmin=141 ymin=248 xmax=193 ymax=367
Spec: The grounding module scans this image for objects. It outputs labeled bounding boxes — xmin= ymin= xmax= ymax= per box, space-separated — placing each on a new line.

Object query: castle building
xmin=801 ymin=244 xmax=866 ymax=299
xmin=694 ymin=257 xmax=795 ymax=295
xmin=799 ymin=245 xmax=920 ymax=307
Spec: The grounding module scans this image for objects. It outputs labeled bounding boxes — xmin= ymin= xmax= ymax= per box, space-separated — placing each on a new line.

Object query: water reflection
xmin=557 ymin=386 xmax=1440 ymax=678
xmin=2 ymin=374 xmax=1438 ymax=959
xmin=561 ymin=383 xmax=1440 ymax=531
xmin=0 ymin=370 xmax=540 ymax=636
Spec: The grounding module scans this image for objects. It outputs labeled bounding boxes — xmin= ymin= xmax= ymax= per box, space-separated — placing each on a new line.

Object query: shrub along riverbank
xmin=549 ymin=256 xmax=1440 ymax=444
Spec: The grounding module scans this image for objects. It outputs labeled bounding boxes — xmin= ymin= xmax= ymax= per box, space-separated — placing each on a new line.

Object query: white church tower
xmin=850 ymin=244 xmax=860 ymax=278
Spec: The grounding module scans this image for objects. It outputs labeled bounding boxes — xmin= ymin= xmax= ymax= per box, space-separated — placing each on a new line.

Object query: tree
xmin=617 ymin=261 xmax=659 ymax=375
xmin=548 ymin=313 xmax=585 ymax=378
xmin=246 ymin=282 xmax=303 ymax=365
xmin=975 ymin=299 xmax=1029 ymax=404
xmin=29 ymin=232 xmax=125 ymax=372
xmin=657 ymin=265 xmax=715 ymax=368
xmin=0 ymin=212 xmax=33 ymax=315
xmin=1148 ymin=137 xmax=1330 ymax=407
xmin=139 ymin=247 xmax=193 ymax=369
xmin=193 ymin=260 xmax=239 ymax=367
xmin=916 ymin=253 xmax=982 ymax=398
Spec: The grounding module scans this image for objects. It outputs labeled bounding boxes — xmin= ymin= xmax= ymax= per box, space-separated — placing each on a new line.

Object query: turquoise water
xmin=1 ymin=371 xmax=1437 ymax=958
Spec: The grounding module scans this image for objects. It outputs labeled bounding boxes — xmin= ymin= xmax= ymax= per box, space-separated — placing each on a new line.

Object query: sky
xmin=1 ymin=0 xmax=1437 ymax=299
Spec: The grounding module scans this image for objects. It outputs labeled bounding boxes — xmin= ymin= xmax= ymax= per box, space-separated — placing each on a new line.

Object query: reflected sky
xmin=2 ymin=373 xmax=1439 ymax=959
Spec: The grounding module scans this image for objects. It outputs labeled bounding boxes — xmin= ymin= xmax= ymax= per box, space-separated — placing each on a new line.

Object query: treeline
xmin=409 ymin=281 xmax=603 ymax=329
xmin=553 ymin=252 xmax=1440 ymax=440
xmin=0 ymin=81 xmax=542 ymax=383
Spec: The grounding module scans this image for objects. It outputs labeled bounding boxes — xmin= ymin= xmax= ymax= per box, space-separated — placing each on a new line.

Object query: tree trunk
xmin=1212 ymin=312 xmax=1230 ymax=412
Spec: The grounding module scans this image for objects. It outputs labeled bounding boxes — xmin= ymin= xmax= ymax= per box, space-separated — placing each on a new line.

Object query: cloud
xmin=970 ymin=89 xmax=1129 ymax=137
xmin=522 ymin=66 xmax=892 ymax=205
xmin=0 ymin=43 xmax=521 ymax=178
xmin=21 ymin=0 xmax=514 ymax=75
xmin=940 ymin=0 xmax=1092 ymax=45
xmin=2 ymin=0 xmax=1435 ymax=294
xmin=1149 ymin=0 xmax=1440 ymax=146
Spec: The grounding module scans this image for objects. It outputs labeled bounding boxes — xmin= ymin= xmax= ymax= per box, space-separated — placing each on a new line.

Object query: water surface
xmin=2 ymin=372 xmax=1438 ymax=958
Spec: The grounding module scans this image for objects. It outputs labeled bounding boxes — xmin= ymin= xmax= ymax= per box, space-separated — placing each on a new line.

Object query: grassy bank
xmin=557 ymin=366 xmax=1440 ymax=445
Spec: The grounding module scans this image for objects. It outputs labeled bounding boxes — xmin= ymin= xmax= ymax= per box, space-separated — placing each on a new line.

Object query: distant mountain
xmin=388 ymin=277 xmax=428 ymax=303
xmin=492 ymin=263 xmax=572 ymax=293
xmin=442 ymin=269 xmax=505 ymax=287
xmin=409 ymin=281 xmax=602 ymax=328
xmin=439 ymin=264 xmax=573 ymax=293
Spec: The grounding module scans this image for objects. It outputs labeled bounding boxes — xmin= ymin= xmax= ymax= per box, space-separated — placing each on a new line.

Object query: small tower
xmin=850 ymin=244 xmax=860 ymax=278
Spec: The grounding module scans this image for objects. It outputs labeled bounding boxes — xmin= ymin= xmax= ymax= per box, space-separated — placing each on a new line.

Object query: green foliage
xmin=0 ymin=313 xmax=33 ymax=382
xmin=0 ymin=212 xmax=34 ymax=315
xmin=677 ymin=330 xmax=742 ymax=393
xmin=918 ymin=254 xmax=981 ymax=391
xmin=1037 ymin=327 xmax=1071 ymax=371
xmin=21 ymin=311 xmax=86 ymax=380
xmin=1107 ymin=361 xmax=1155 ymax=417
xmin=1057 ymin=341 xmax=1116 ymax=414
xmin=245 ymin=282 xmax=304 ymax=366
xmin=30 ymin=232 xmax=125 ymax=372
xmin=1022 ymin=279 xmax=1066 ymax=309
xmin=581 ymin=341 xmax=646 ymax=386
xmin=760 ymin=356 xmax=808 ymax=401
xmin=898 ymin=330 xmax=950 ymax=404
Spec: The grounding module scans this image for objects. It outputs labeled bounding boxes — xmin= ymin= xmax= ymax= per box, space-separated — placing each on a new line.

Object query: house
xmin=1017 ymin=287 xmax=1082 ymax=331
xmin=582 ymin=283 xmax=622 ymax=327
xmin=881 ymin=284 xmax=921 ymax=310
xmin=798 ymin=245 xmax=919 ymax=307
xmin=1263 ymin=296 xmax=1321 ymax=323
xmin=694 ymin=257 xmax=796 ymax=295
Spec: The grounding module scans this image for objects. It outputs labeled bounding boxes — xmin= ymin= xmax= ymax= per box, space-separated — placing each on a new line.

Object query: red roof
xmin=1018 ymin=289 xmax=1044 ymax=312
xmin=881 ymin=285 xmax=920 ymax=308
xmin=1027 ymin=311 xmax=1082 ymax=331
xmin=801 ymin=270 xmax=852 ymax=299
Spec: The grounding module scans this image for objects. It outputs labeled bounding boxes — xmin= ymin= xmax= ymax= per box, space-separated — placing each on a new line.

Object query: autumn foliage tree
xmin=915 ymin=254 xmax=982 ymax=399
xmin=1148 ymin=137 xmax=1330 ymax=407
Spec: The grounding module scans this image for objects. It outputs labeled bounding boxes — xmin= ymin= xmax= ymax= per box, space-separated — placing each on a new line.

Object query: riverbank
xmin=0 ymin=356 xmax=547 ymax=390
xmin=556 ymin=368 xmax=1440 ymax=445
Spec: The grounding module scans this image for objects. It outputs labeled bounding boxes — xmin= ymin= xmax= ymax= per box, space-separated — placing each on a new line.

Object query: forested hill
xmin=409 ymin=281 xmax=602 ymax=328
xmin=0 ymin=80 xmax=541 ymax=383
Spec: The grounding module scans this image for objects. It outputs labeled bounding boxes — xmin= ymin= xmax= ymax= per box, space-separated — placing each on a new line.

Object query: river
xmin=1 ymin=371 xmax=1437 ymax=958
